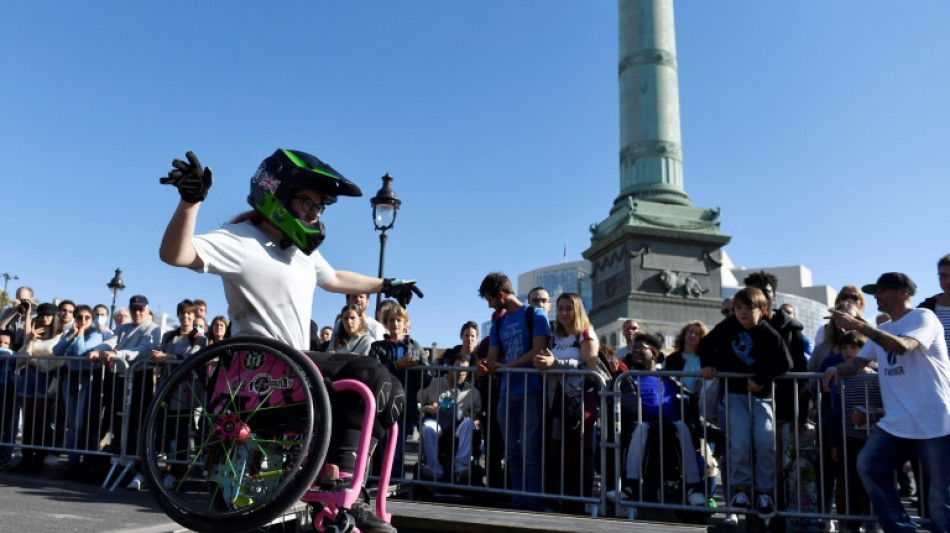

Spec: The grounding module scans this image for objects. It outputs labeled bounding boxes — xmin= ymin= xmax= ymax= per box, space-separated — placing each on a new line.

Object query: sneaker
xmin=162 ymin=474 xmax=177 ymax=489
xmin=755 ymin=493 xmax=775 ymax=518
xmin=126 ymin=473 xmax=144 ymax=491
xmin=419 ymin=465 xmax=441 ymax=481
xmin=688 ymin=488 xmax=707 ymax=507
xmin=730 ymin=490 xmax=750 ymax=510
xmin=723 ymin=513 xmax=739 ymax=528
xmin=708 ymin=497 xmax=717 ymax=508
xmin=621 ymin=482 xmax=640 ymax=501
xmin=455 ymin=468 xmax=470 ymax=484
xmin=43 ymin=454 xmax=60 ymax=467
xmin=349 ymin=501 xmax=396 ymax=533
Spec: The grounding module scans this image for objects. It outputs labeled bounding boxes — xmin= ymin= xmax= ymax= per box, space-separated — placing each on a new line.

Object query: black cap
xmin=633 ymin=332 xmax=664 ymax=364
xmin=36 ymin=303 xmax=58 ymax=316
xmin=861 ymin=272 xmax=917 ymax=296
xmin=129 ymin=295 xmax=149 ymax=309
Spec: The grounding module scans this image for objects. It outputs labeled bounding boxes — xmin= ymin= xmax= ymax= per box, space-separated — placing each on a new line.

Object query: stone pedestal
xmin=584 ymin=197 xmax=730 ymax=341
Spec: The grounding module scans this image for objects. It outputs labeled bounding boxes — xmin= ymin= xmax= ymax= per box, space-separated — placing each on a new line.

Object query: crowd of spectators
xmin=1 ymin=253 xmax=949 ymax=533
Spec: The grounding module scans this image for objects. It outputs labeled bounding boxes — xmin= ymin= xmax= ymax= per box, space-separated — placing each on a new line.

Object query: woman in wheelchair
xmin=620 ymin=333 xmax=707 ymax=508
xmin=158 ymin=148 xmax=424 ymax=533
xmin=416 ymin=351 xmax=481 ymax=483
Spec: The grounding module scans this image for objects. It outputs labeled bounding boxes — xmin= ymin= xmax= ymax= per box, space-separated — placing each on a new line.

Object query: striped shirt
xmin=837 ymin=372 xmax=883 ymax=439
xmin=935 ymin=304 xmax=950 ymax=349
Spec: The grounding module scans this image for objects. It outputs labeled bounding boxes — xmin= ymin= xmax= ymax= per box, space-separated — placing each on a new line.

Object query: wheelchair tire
xmin=140 ymin=336 xmax=331 ymax=533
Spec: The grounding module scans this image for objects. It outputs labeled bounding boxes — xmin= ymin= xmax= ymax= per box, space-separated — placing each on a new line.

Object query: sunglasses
xmin=721 ymin=309 xmax=733 ymax=316
xmin=75 ymin=315 xmax=93 ymax=322
xmin=838 ymin=294 xmax=861 ymax=302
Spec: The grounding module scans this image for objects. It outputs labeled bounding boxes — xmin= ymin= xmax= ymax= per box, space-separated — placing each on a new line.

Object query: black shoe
xmin=349 ymin=501 xmax=396 ymax=533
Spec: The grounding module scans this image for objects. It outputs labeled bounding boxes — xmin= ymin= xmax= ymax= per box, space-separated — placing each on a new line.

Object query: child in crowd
xmin=369 ymin=305 xmax=430 ymax=477
xmin=699 ymin=287 xmax=791 ymax=518
xmin=825 ymin=330 xmax=882 ymax=533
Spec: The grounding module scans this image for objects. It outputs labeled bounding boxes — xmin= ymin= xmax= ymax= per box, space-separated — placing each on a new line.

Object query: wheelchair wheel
xmin=141 ymin=336 xmax=331 ymax=533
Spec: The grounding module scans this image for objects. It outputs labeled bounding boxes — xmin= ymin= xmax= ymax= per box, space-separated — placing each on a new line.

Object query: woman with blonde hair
xmin=814 ymin=285 xmax=866 ymax=343
xmin=533 ymin=292 xmax=599 ymax=513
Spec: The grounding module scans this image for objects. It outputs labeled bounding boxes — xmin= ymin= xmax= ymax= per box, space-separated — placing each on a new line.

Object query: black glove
xmin=160 ymin=151 xmax=213 ymax=203
xmin=382 ymin=278 xmax=424 ymax=308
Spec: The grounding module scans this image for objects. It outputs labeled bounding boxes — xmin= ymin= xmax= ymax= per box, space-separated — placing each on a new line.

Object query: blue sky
xmin=2 ymin=2 xmax=948 ymax=348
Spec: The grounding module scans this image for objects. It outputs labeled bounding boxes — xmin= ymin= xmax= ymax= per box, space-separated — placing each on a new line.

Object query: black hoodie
xmin=697 ymin=315 xmax=791 ymax=398
xmin=767 ymin=307 xmax=809 ymax=422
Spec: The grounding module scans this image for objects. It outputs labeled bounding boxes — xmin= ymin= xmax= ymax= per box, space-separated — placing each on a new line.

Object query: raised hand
xmin=160 ymin=151 xmax=213 ymax=203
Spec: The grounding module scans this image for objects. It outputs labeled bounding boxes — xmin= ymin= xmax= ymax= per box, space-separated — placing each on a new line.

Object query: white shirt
xmin=857 ymin=308 xmax=950 ymax=439
xmin=192 ymin=222 xmax=336 ymax=351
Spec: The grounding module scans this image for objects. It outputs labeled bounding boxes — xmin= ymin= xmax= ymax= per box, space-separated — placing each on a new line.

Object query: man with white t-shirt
xmin=824 ymin=272 xmax=950 ymax=533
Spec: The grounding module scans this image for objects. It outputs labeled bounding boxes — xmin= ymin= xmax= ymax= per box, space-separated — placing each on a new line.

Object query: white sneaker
xmin=162 ymin=474 xmax=177 ymax=489
xmin=43 ymin=454 xmax=60 ymax=467
xmin=126 ymin=473 xmax=144 ymax=491
xmin=723 ymin=513 xmax=739 ymax=528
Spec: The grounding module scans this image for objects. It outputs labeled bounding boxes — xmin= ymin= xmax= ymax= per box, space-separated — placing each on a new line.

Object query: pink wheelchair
xmin=140 ymin=336 xmax=397 ymax=533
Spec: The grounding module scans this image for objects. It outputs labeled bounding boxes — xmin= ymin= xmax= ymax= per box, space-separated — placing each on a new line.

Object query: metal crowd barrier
xmin=388 ymin=363 xmax=608 ymax=516
xmin=0 ymin=351 xmax=931 ymax=529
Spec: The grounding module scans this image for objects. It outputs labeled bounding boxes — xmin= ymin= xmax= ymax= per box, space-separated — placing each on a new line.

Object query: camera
xmin=18 ymin=301 xmax=30 ymax=312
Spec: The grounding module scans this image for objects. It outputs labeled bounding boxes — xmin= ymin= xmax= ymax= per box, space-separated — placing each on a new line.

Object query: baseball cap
xmin=861 ymin=272 xmax=917 ymax=296
xmin=129 ymin=295 xmax=149 ymax=309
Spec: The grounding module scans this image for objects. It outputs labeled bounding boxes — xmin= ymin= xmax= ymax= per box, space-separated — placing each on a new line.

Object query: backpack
xmin=492 ymin=305 xmax=536 ymax=361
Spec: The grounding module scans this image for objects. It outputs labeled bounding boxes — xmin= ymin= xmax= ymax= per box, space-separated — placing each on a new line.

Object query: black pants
xmin=304 ymin=352 xmax=404 ymax=471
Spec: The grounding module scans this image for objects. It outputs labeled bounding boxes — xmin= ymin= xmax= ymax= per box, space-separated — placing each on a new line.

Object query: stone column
xmin=617 ymin=0 xmax=691 ymax=207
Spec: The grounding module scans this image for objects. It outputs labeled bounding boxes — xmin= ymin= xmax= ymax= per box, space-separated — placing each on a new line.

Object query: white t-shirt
xmin=547 ymin=329 xmax=596 ymax=401
xmin=857 ymin=308 xmax=950 ymax=439
xmin=192 ymin=222 xmax=336 ymax=350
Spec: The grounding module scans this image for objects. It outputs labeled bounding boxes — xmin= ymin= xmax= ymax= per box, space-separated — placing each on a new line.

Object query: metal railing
xmin=0 ymin=352 xmax=929 ymax=529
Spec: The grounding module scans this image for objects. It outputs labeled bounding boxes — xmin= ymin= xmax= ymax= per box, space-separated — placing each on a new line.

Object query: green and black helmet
xmin=248 ymin=149 xmax=362 ymax=254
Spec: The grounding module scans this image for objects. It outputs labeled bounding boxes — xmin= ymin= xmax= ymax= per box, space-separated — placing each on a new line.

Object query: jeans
xmin=61 ymin=371 xmax=91 ymax=465
xmin=625 ymin=419 xmax=702 ymax=485
xmin=420 ymin=417 xmax=475 ymax=477
xmin=497 ymin=390 xmax=543 ymax=510
xmin=857 ymin=428 xmax=950 ymax=533
xmin=725 ymin=393 xmax=775 ymax=494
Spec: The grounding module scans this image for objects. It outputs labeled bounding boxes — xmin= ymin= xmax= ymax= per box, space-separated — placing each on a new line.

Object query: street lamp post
xmin=370 ymin=173 xmax=401 ymax=310
xmin=1 ymin=272 xmax=18 ymax=309
xmin=107 ymin=268 xmax=126 ymax=328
